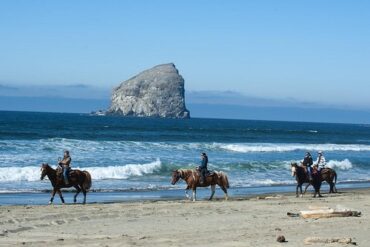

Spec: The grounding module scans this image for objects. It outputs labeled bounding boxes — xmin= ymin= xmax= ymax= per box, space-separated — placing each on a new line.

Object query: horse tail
xmin=218 ymin=171 xmax=230 ymax=189
xmin=82 ymin=171 xmax=92 ymax=191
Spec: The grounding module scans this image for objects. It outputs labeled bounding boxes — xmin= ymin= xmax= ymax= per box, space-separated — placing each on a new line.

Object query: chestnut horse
xmin=40 ymin=163 xmax=92 ymax=204
xmin=291 ymin=162 xmax=337 ymax=197
xmin=171 ymin=169 xmax=229 ymax=201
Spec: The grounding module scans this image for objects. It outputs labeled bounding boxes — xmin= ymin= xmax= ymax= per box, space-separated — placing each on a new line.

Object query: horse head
xmin=171 ymin=170 xmax=182 ymax=185
xmin=40 ymin=163 xmax=49 ymax=180
xmin=291 ymin=162 xmax=298 ymax=177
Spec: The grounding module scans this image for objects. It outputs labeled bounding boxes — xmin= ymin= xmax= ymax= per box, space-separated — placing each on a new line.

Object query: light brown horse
xmin=171 ymin=169 xmax=229 ymax=201
xmin=40 ymin=163 xmax=92 ymax=204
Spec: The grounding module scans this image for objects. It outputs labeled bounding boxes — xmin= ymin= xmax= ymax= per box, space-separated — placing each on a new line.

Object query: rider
xmin=199 ymin=152 xmax=208 ymax=185
xmin=58 ymin=150 xmax=71 ymax=185
xmin=302 ymin=152 xmax=313 ymax=181
xmin=316 ymin=151 xmax=326 ymax=171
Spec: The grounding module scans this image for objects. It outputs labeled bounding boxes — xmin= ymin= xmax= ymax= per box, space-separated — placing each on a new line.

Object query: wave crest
xmin=326 ymin=159 xmax=353 ymax=170
xmin=0 ymin=159 xmax=162 ymax=182
xmin=220 ymin=143 xmax=370 ymax=153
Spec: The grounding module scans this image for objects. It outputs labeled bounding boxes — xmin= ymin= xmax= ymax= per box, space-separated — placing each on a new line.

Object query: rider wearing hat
xmin=199 ymin=152 xmax=208 ymax=185
xmin=302 ymin=152 xmax=313 ymax=181
xmin=59 ymin=150 xmax=71 ymax=185
xmin=316 ymin=151 xmax=326 ymax=171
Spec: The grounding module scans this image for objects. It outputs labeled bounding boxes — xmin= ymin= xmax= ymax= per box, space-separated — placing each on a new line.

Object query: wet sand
xmin=0 ymin=189 xmax=369 ymax=246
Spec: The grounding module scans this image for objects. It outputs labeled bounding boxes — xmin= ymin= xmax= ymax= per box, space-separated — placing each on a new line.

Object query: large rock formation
xmin=107 ymin=63 xmax=190 ymax=118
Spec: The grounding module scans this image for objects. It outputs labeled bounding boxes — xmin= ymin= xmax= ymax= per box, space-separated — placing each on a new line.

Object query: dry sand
xmin=0 ymin=189 xmax=369 ymax=246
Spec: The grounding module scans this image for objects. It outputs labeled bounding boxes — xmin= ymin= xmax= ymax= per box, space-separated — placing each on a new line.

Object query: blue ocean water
xmin=0 ymin=111 xmax=370 ymax=203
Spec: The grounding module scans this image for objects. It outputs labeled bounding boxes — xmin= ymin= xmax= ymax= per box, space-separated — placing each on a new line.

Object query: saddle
xmin=206 ymin=170 xmax=216 ymax=177
xmin=196 ymin=169 xmax=215 ymax=177
xmin=56 ymin=167 xmax=75 ymax=178
xmin=300 ymin=164 xmax=318 ymax=179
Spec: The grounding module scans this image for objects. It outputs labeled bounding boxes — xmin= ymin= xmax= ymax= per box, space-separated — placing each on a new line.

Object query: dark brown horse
xmin=40 ymin=163 xmax=92 ymax=204
xmin=291 ymin=163 xmax=337 ymax=197
xmin=171 ymin=169 xmax=229 ymax=201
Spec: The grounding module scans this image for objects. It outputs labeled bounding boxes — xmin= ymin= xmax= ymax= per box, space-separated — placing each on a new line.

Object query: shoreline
xmin=0 ymin=188 xmax=369 ymax=246
xmin=1 ymin=181 xmax=370 ymax=206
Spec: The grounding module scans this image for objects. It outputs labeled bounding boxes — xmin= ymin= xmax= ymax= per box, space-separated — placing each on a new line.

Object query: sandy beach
xmin=0 ymin=189 xmax=368 ymax=247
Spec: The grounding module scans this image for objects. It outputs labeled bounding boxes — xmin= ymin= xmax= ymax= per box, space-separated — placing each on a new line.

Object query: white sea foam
xmin=0 ymin=159 xmax=162 ymax=182
xmin=220 ymin=143 xmax=370 ymax=153
xmin=88 ymin=159 xmax=161 ymax=180
xmin=0 ymin=166 xmax=42 ymax=182
xmin=326 ymin=159 xmax=353 ymax=170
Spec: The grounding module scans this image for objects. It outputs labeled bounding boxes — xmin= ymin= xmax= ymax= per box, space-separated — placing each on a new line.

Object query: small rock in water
xmin=276 ymin=235 xmax=286 ymax=243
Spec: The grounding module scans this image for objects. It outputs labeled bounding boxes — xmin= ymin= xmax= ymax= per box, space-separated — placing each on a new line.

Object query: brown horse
xmin=291 ymin=162 xmax=337 ymax=197
xmin=171 ymin=169 xmax=229 ymax=201
xmin=40 ymin=163 xmax=92 ymax=204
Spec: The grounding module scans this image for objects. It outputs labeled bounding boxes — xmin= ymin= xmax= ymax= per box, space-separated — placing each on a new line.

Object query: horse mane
xmin=291 ymin=162 xmax=299 ymax=167
xmin=177 ymin=169 xmax=194 ymax=179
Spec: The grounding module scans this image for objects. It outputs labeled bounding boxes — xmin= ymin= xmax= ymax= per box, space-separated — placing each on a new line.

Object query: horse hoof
xmin=48 ymin=201 xmax=53 ymax=205
xmin=300 ymin=194 xmax=303 ymax=198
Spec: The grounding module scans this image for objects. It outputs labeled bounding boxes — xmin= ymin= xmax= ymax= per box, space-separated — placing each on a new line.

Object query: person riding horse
xmin=316 ymin=151 xmax=326 ymax=171
xmin=302 ymin=152 xmax=313 ymax=181
xmin=58 ymin=150 xmax=71 ymax=185
xmin=198 ymin=153 xmax=208 ymax=185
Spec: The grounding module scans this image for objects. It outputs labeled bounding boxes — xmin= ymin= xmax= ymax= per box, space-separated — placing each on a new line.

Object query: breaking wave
xmin=326 ymin=159 xmax=353 ymax=170
xmin=0 ymin=159 xmax=162 ymax=182
xmin=220 ymin=143 xmax=370 ymax=153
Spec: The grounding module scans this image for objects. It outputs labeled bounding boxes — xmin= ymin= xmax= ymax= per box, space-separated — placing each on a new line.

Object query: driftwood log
xmin=304 ymin=237 xmax=355 ymax=245
xmin=300 ymin=208 xmax=361 ymax=219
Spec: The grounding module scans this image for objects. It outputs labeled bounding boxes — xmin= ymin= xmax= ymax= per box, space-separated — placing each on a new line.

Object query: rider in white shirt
xmin=316 ymin=151 xmax=326 ymax=170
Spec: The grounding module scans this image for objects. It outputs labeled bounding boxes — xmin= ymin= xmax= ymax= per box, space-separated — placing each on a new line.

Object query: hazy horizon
xmin=1 ymin=1 xmax=370 ymax=122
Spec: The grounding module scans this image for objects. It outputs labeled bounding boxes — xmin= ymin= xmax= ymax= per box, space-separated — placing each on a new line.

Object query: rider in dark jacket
xmin=199 ymin=153 xmax=208 ymax=184
xmin=302 ymin=152 xmax=313 ymax=181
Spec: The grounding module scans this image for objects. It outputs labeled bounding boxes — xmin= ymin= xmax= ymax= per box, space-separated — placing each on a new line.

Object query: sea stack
xmin=107 ymin=63 xmax=190 ymax=118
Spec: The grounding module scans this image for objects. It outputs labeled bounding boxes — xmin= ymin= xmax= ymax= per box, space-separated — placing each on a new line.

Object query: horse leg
xmin=73 ymin=185 xmax=81 ymax=203
xmin=184 ymin=185 xmax=190 ymax=200
xmin=57 ymin=189 xmax=65 ymax=204
xmin=299 ymin=184 xmax=303 ymax=197
xmin=82 ymin=189 xmax=87 ymax=204
xmin=220 ymin=186 xmax=228 ymax=200
xmin=296 ymin=184 xmax=299 ymax=197
xmin=49 ymin=188 xmax=56 ymax=204
xmin=192 ymin=188 xmax=196 ymax=202
xmin=329 ymin=182 xmax=334 ymax=193
xmin=303 ymin=183 xmax=310 ymax=194
xmin=209 ymin=185 xmax=216 ymax=200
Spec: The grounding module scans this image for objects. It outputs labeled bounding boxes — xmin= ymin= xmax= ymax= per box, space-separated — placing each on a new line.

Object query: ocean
xmin=1 ymin=111 xmax=370 ymax=204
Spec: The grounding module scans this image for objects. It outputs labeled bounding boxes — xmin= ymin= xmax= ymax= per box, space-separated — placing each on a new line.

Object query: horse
xmin=291 ymin=162 xmax=337 ymax=197
xmin=171 ymin=169 xmax=229 ymax=201
xmin=40 ymin=163 xmax=92 ymax=204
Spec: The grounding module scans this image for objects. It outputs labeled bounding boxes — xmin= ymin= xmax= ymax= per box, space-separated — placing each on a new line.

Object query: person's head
xmin=318 ymin=151 xmax=323 ymax=156
xmin=64 ymin=150 xmax=70 ymax=157
xmin=306 ymin=152 xmax=311 ymax=157
xmin=201 ymin=152 xmax=207 ymax=159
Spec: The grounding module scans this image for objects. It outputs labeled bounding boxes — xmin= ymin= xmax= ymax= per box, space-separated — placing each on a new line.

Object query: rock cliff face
xmin=107 ymin=63 xmax=190 ymax=118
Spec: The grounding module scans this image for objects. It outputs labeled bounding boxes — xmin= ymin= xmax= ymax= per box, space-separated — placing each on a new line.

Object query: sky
xmin=1 ymin=1 xmax=370 ymax=118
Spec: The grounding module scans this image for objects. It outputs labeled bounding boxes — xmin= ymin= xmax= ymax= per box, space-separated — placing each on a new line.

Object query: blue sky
xmin=1 ymin=1 xmax=370 ymax=112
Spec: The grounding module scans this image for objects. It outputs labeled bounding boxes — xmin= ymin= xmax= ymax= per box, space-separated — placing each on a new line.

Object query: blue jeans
xmin=307 ymin=166 xmax=312 ymax=179
xmin=63 ymin=166 xmax=69 ymax=183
